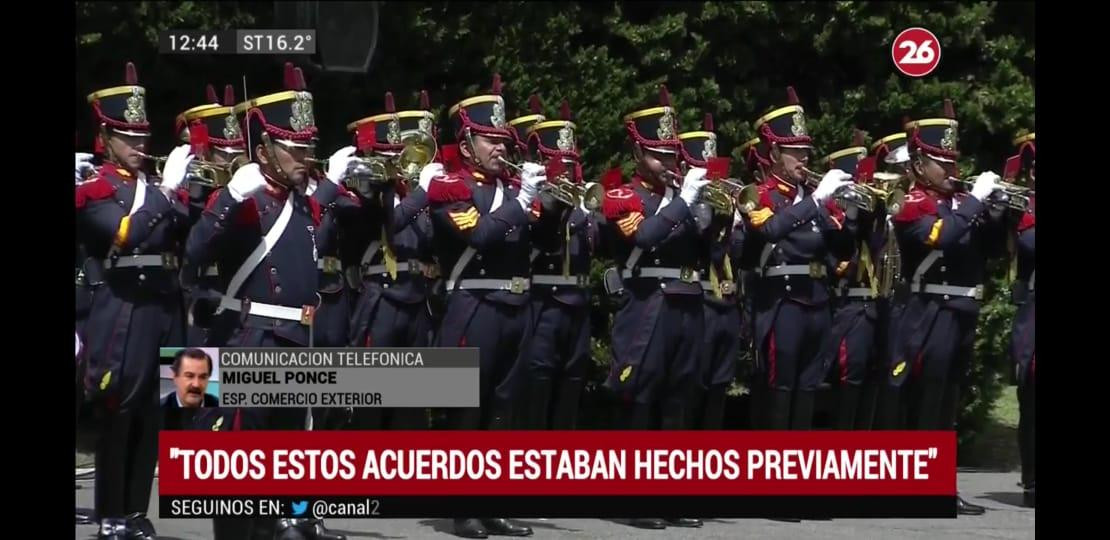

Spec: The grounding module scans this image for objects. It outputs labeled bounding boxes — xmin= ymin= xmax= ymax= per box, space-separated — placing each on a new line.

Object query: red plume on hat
xmin=943 ymin=99 xmax=955 ymax=119
xmin=223 ymin=85 xmax=236 ymax=107
xmin=356 ymin=122 xmax=376 ymax=152
xmin=125 ymin=62 xmax=138 ymax=85
xmin=384 ymin=91 xmax=396 ymax=113
xmin=283 ymin=62 xmax=297 ymax=90
xmin=561 ymin=100 xmax=572 ymax=121
xmin=852 ymin=128 xmax=865 ymax=146
xmin=491 ymin=73 xmax=503 ymax=95
xmin=659 ymin=84 xmax=671 ymax=106
xmin=528 ymin=94 xmax=543 ymax=115
xmin=703 ymin=113 xmax=714 ymax=132
xmin=420 ymin=90 xmax=430 ymax=110
xmin=206 ymin=84 xmax=218 ymax=103
xmin=294 ymin=68 xmax=307 ymax=91
xmin=786 ymin=86 xmax=800 ymax=105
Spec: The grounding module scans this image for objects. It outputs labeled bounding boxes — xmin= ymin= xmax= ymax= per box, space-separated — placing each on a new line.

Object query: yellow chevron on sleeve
xmin=926 ymin=219 xmax=943 ymax=247
xmin=449 ymin=207 xmax=480 ymax=231
xmin=617 ymin=212 xmax=644 ymax=236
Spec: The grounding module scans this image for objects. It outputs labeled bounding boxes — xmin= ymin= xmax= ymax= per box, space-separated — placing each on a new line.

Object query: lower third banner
xmin=158 ymin=430 xmax=957 ymax=518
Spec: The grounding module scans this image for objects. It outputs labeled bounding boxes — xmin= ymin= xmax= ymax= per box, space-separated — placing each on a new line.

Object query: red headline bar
xmin=159 ymin=431 xmax=955 ymax=496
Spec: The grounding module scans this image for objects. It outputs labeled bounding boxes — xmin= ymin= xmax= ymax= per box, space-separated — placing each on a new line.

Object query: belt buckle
xmin=577 ymin=274 xmax=589 ymax=287
xmin=680 ymin=267 xmax=697 ymax=283
xmin=162 ymin=253 xmax=179 ymax=270
xmin=809 ymin=262 xmax=826 ymax=278
xmin=322 ymin=256 xmax=341 ymax=274
xmin=300 ymin=305 xmax=316 ymax=326
xmin=510 ymin=277 xmax=527 ymax=294
xmin=423 ymin=262 xmax=441 ymax=279
xmin=974 ymin=285 xmax=984 ymax=301
xmin=719 ymin=281 xmax=735 ymax=295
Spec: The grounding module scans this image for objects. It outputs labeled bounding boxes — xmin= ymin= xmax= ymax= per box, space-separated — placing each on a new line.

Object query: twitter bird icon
xmin=291 ymin=501 xmax=308 ymax=516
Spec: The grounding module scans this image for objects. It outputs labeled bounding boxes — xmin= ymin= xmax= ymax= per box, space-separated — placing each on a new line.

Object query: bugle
xmin=702 ymin=178 xmax=761 ymax=215
xmin=951 ymin=176 xmax=1031 ymax=211
xmin=136 ymin=151 xmax=242 ymax=188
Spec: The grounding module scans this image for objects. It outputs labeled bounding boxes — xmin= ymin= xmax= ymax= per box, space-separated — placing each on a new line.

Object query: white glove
xmin=418 ymin=162 xmax=445 ymax=192
xmin=75 ymin=152 xmax=96 ymax=183
xmin=516 ymin=162 xmax=546 ymax=212
xmin=160 ymin=144 xmax=194 ymax=193
xmin=679 ymin=167 xmax=710 ymax=206
xmin=812 ymin=169 xmax=853 ymax=203
xmin=227 ymin=163 xmax=268 ymax=202
xmin=970 ymin=171 xmax=1001 ymax=201
xmin=325 ymin=146 xmax=358 ymax=184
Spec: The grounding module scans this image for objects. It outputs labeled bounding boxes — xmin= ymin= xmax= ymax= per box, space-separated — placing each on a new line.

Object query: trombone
xmin=498 ymin=157 xmax=604 ymax=210
xmin=136 ymin=151 xmax=242 ymax=188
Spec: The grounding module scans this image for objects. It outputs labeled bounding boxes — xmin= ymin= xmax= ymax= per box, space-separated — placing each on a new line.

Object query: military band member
xmin=600 ymin=86 xmax=709 ymax=530
xmin=821 ymin=130 xmax=884 ymax=430
xmin=177 ymin=84 xmax=246 ymax=346
xmin=520 ymin=99 xmax=599 ymax=430
xmin=342 ymin=90 xmax=439 ymax=430
xmin=1005 ymin=132 xmax=1035 ymax=507
xmin=886 ymin=100 xmax=1003 ymax=516
xmin=678 ymin=114 xmax=742 ymax=430
xmin=508 ymin=94 xmax=546 ymax=169
xmin=184 ymin=63 xmax=346 ymax=540
xmin=427 ymin=74 xmax=537 ymax=539
xmin=741 ymin=87 xmax=854 ymax=430
xmin=78 ymin=62 xmax=190 ymax=540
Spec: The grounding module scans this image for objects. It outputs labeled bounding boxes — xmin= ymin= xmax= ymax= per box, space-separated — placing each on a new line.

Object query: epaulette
xmin=601 ymin=186 xmax=642 ymax=220
xmin=1018 ymin=211 xmax=1035 ymax=232
xmin=427 ymin=172 xmax=472 ymax=204
xmin=894 ymin=189 xmax=938 ymax=223
xmin=74 ymin=175 xmax=116 ymax=209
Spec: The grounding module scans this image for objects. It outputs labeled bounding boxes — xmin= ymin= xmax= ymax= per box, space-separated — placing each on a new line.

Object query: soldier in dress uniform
xmin=678 ymin=114 xmax=742 ymax=430
xmin=885 ymin=99 xmax=1004 ymax=515
xmin=78 ymin=61 xmax=191 ymax=540
xmin=599 ymin=85 xmax=709 ymax=530
xmin=507 ymin=94 xmax=547 ymax=169
xmin=426 ymin=74 xmax=538 ymax=539
xmin=519 ymin=99 xmax=599 ymax=430
xmin=341 ymin=89 xmax=440 ymax=430
xmin=1004 ymin=132 xmax=1035 ymax=507
xmin=185 ymin=62 xmax=346 ymax=540
xmin=740 ymin=87 xmax=854 ymax=431
xmin=820 ymin=130 xmax=886 ymax=430
xmin=177 ymin=84 xmax=247 ymax=347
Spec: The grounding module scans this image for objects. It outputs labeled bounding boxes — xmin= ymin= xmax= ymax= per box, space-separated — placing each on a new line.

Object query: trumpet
xmin=801 ymin=167 xmax=908 ymax=213
xmin=545 ymin=179 xmax=605 ymax=210
xmin=951 ymin=176 xmax=1032 ymax=211
xmin=702 ymin=178 xmax=761 ymax=215
xmin=136 ymin=151 xmax=242 ymax=188
xmin=311 ymin=131 xmax=438 ymax=190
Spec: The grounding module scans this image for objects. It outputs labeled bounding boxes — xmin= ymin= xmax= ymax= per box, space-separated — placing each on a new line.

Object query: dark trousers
xmin=903 ymin=308 xmax=977 ymax=430
xmin=830 ymin=301 xmax=879 ymax=430
xmin=696 ymin=301 xmax=741 ymax=429
xmin=85 ymin=289 xmax=181 ymax=520
xmin=755 ymin=300 xmax=831 ymax=430
xmin=522 ymin=296 xmax=590 ymax=429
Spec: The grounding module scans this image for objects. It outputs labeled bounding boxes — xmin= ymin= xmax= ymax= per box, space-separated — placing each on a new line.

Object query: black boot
xmin=872 ymin=384 xmax=903 ymax=430
xmin=212 ymin=518 xmax=255 ymax=540
xmin=956 ymin=495 xmax=986 ymax=516
xmin=660 ymin=396 xmax=688 ymax=430
xmin=273 ymin=518 xmax=309 ymax=540
xmin=1023 ymin=485 xmax=1035 ymax=508
xmin=835 ymin=384 xmax=862 ymax=430
xmin=1017 ymin=379 xmax=1035 ymax=498
xmin=629 ymin=518 xmax=667 ymax=529
xmin=97 ymin=518 xmax=128 ymax=540
xmin=791 ymin=390 xmax=815 ymax=430
xmin=125 ymin=512 xmax=156 ymax=540
xmin=766 ymin=389 xmax=793 ymax=430
xmin=551 ymin=377 xmax=584 ymax=430
xmin=700 ymin=385 xmax=727 ymax=430
xmin=481 ymin=518 xmax=533 ymax=536
xmin=77 ymin=507 xmax=96 ymax=525
xmin=619 ymin=403 xmax=654 ymax=430
xmin=303 ymin=518 xmax=347 ymax=540
xmin=856 ymin=379 xmax=880 ymax=430
xmin=911 ymin=381 xmax=945 ymax=430
xmin=665 ymin=518 xmax=703 ymax=528
xmin=454 ymin=518 xmax=488 ymax=538
xmin=524 ymin=377 xmax=554 ymax=429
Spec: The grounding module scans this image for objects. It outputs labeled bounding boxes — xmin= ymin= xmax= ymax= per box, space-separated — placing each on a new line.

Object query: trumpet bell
xmin=398 ymin=131 xmax=437 ymax=181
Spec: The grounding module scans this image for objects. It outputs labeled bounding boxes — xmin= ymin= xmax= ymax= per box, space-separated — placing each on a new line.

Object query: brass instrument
xmin=876 ymin=217 xmax=902 ymax=298
xmin=136 ymin=151 xmax=242 ymax=188
xmin=702 ymin=178 xmax=761 ymax=215
xmin=498 ymin=157 xmax=603 ymax=210
xmin=802 ymin=167 xmax=907 ymax=213
xmin=950 ymin=176 xmax=1031 ymax=211
xmin=311 ymin=131 xmax=438 ymax=190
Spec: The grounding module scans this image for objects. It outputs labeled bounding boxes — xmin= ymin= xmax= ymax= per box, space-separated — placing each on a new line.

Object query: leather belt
xmin=103 ymin=253 xmax=179 ymax=270
xmin=920 ymin=283 xmax=983 ymax=300
xmin=700 ymin=280 xmax=737 ymax=295
xmin=532 ymin=274 xmax=590 ymax=287
xmin=219 ymin=296 xmax=315 ymax=325
xmin=621 ymin=267 xmax=700 ymax=283
xmin=448 ymin=277 xmax=530 ymax=294
xmin=759 ymin=262 xmax=826 ymax=278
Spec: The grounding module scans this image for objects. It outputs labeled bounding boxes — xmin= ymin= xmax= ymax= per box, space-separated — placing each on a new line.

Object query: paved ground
xmin=75 ymin=471 xmax=1034 ymax=540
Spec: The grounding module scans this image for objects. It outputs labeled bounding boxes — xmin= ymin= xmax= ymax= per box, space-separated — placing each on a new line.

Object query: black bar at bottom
xmin=160 ymin=495 xmax=956 ymax=519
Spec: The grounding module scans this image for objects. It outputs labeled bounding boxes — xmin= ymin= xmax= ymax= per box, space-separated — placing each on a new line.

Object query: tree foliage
xmin=76 ymin=1 xmax=1034 ymax=447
